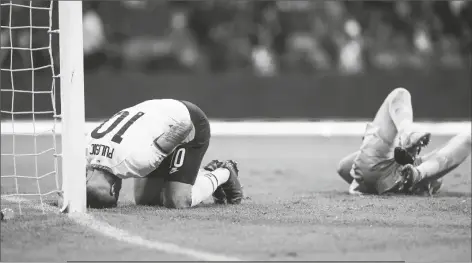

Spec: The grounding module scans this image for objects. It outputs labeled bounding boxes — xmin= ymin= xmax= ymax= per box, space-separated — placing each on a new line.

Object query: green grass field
xmin=1 ymin=135 xmax=471 ymax=262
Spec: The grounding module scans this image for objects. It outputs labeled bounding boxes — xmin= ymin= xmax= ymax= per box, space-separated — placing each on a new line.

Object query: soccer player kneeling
xmin=337 ymin=87 xmax=471 ymax=196
xmin=85 ymin=99 xmax=243 ymax=208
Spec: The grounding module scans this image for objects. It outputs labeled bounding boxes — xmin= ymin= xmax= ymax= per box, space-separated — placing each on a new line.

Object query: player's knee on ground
xmin=86 ymin=169 xmax=118 ymax=208
xmin=161 ymin=182 xmax=192 ymax=209
xmin=154 ymin=120 xmax=193 ymax=154
xmin=373 ymin=87 xmax=413 ymax=142
xmin=133 ymin=177 xmax=165 ymax=206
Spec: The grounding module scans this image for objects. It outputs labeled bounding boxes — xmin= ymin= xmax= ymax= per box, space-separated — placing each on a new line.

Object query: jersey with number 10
xmin=86 ymin=99 xmax=195 ymax=179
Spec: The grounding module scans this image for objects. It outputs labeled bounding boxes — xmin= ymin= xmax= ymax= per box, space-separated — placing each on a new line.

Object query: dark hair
xmin=86 ymin=169 xmax=119 ymax=208
xmin=87 ymin=186 xmax=118 ymax=209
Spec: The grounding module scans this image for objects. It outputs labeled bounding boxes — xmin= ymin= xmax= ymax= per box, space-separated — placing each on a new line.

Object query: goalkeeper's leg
xmin=371 ymin=87 xmax=417 ymax=144
xmin=354 ymin=88 xmax=417 ymax=173
xmin=404 ymin=132 xmax=471 ymax=192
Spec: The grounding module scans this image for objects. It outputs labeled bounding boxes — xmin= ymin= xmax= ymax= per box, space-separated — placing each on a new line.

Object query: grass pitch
xmin=1 ymin=135 xmax=471 ymax=261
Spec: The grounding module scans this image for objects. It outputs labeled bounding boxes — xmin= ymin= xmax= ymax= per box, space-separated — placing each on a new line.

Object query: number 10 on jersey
xmin=91 ymin=111 xmax=145 ymax=144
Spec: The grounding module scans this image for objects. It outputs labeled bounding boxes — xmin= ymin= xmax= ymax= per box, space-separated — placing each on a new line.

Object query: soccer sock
xmin=190 ymin=168 xmax=230 ymax=207
xmin=417 ymin=132 xmax=471 ymax=181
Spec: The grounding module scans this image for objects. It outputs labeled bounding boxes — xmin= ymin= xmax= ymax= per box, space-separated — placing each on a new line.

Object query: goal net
xmin=1 ymin=0 xmax=86 ymax=215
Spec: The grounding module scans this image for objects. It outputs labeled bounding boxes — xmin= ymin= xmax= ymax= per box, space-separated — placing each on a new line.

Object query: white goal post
xmin=57 ymin=0 xmax=86 ymax=213
xmin=0 ymin=0 xmax=86 ymax=214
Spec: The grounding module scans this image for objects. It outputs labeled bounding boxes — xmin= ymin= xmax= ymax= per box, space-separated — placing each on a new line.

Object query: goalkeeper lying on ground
xmin=337 ymin=88 xmax=471 ymax=195
xmin=85 ymin=99 xmax=243 ymax=208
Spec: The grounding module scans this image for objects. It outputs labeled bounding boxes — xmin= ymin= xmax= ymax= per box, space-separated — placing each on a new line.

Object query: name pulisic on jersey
xmin=89 ymin=143 xmax=115 ymax=159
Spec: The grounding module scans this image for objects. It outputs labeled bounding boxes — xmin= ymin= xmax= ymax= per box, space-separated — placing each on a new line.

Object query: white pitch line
xmin=2 ymin=120 xmax=471 ymax=136
xmin=1 ymin=196 xmax=244 ymax=261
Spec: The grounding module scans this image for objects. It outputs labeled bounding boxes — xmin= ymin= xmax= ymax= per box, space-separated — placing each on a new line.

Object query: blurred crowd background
xmin=1 ymin=0 xmax=471 ymax=76
xmin=1 ymin=0 xmax=470 ymax=121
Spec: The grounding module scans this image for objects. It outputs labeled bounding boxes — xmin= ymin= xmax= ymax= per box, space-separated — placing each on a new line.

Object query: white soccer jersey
xmin=86 ymin=99 xmax=195 ymax=179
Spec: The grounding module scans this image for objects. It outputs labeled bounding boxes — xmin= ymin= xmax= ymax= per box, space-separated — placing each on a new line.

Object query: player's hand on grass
xmin=348 ymin=179 xmax=365 ymax=196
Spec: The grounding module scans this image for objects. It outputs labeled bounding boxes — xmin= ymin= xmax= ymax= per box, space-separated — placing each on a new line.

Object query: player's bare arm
xmin=154 ymin=121 xmax=192 ymax=154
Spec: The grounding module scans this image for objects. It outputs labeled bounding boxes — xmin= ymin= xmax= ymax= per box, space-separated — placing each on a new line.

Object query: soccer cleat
xmin=400 ymin=131 xmax=431 ymax=157
xmin=220 ymin=160 xmax=243 ymax=205
xmin=212 ymin=187 xmax=227 ymax=205
xmin=395 ymin=131 xmax=431 ymax=166
xmin=411 ymin=178 xmax=443 ymax=196
xmin=400 ymin=164 xmax=425 ymax=193
xmin=203 ymin=160 xmax=227 ymax=204
xmin=394 ymin=147 xmax=415 ymax=165
xmin=203 ymin=160 xmax=222 ymax=172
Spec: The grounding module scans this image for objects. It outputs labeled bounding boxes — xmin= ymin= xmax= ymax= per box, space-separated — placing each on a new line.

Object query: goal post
xmin=0 ymin=0 xmax=86 ymax=215
xmin=58 ymin=0 xmax=86 ymax=213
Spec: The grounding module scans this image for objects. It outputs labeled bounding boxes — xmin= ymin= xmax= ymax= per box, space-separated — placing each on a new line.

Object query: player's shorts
xmin=146 ymin=100 xmax=211 ymax=185
xmin=352 ymin=123 xmax=405 ymax=194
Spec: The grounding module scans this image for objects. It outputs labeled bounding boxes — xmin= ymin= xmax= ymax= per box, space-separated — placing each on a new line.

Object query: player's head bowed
xmin=86 ymin=168 xmax=121 ymax=208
